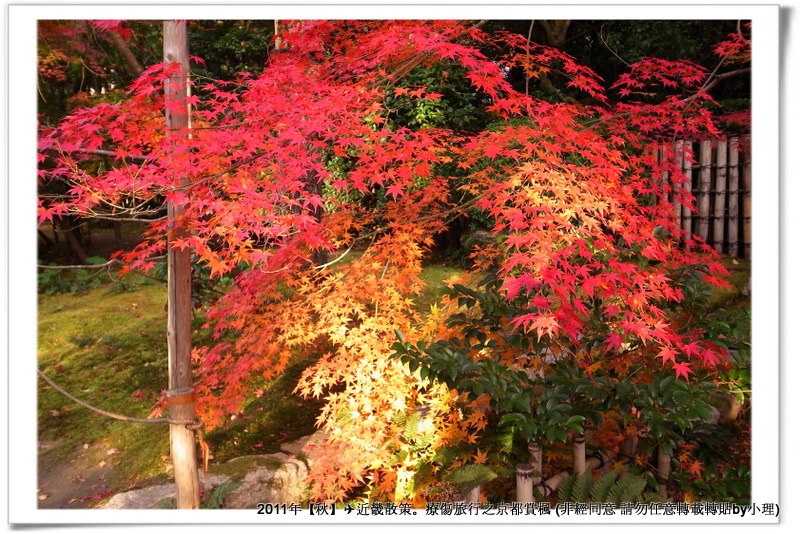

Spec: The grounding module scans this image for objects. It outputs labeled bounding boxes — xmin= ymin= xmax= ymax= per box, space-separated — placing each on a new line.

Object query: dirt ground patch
xmin=37 ymin=439 xmax=141 ymax=509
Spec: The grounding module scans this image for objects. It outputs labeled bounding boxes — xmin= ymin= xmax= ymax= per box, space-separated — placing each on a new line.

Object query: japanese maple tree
xmin=38 ymin=20 xmax=749 ymax=503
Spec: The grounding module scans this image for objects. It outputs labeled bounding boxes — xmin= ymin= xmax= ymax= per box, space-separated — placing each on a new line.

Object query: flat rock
xmin=224 ymin=453 xmax=309 ymax=508
xmin=101 ymin=431 xmax=326 ymax=509
xmin=102 ymin=474 xmax=230 ymax=509
xmin=280 ymin=429 xmax=328 ymax=462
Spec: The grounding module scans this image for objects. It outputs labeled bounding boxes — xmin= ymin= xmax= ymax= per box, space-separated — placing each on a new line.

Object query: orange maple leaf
xmin=687 ymin=460 xmax=703 ymax=479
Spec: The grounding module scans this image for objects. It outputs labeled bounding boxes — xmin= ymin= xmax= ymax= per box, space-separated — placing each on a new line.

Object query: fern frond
xmin=590 ymin=469 xmax=621 ymax=503
xmin=558 ymin=473 xmax=577 ymax=502
xmin=495 ymin=426 xmax=516 ymax=453
xmin=572 ymin=470 xmax=593 ymax=502
xmin=390 ymin=449 xmax=408 ymax=465
xmin=608 ymin=475 xmax=647 ymax=506
xmin=618 ymin=476 xmax=647 ymax=503
xmin=642 ymin=491 xmax=664 ymax=504
xmin=403 ymin=411 xmax=420 ymax=441
xmin=432 ymin=446 xmax=460 ymax=466
xmin=204 ymin=481 xmax=243 ymax=509
xmin=445 ymin=463 xmax=498 ymax=493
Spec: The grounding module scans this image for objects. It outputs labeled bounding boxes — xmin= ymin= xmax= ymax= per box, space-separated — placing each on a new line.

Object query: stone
xmin=100 ymin=432 xmax=324 ymax=509
xmin=280 ymin=429 xmax=328 ymax=463
xmin=223 ymin=453 xmax=309 ymax=508
xmin=102 ymin=474 xmax=230 ymax=509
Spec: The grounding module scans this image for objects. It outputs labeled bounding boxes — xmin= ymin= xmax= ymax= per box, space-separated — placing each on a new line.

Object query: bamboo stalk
xmin=534 ymin=451 xmax=616 ymax=498
xmin=681 ymin=142 xmax=693 ymax=238
xmin=742 ymin=136 xmax=751 ymax=259
xmin=672 ymin=142 xmax=683 ymax=234
xmin=727 ymin=137 xmax=740 ymax=257
xmin=713 ymin=139 xmax=728 ymax=252
xmin=528 ymin=441 xmax=543 ymax=487
xmin=696 ymin=140 xmax=712 ymax=242
xmin=464 ymin=486 xmax=481 ymax=504
xmin=516 ymin=463 xmax=534 ymax=503
xmin=573 ymin=432 xmax=586 ymax=475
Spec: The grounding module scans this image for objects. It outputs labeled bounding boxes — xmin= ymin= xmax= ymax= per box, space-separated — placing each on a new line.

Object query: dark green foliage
xmin=444 ymin=463 xmax=498 ymax=495
xmin=189 ymin=20 xmax=275 ymax=81
xmin=558 ymin=469 xmax=658 ymax=505
xmin=203 ymin=481 xmax=243 ymax=509
xmin=38 ymin=259 xmax=107 ymax=295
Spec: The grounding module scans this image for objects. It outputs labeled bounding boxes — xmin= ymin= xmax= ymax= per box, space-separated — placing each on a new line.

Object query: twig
xmin=525 ymin=20 xmax=535 ymax=100
xmin=599 ymin=24 xmax=630 ymax=67
xmin=38 ymin=259 xmax=121 ymax=270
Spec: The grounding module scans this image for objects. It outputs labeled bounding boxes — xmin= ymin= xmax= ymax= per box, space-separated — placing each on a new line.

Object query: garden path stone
xmin=102 ymin=474 xmax=230 ymax=509
xmin=99 ymin=431 xmax=328 ymax=509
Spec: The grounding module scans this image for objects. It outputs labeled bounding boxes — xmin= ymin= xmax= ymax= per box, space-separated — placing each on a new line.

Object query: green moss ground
xmin=36 ymin=260 xmax=469 ymax=498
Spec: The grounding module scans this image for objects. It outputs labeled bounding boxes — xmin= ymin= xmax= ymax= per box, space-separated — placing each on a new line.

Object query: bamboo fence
xmin=660 ymin=136 xmax=752 ymax=259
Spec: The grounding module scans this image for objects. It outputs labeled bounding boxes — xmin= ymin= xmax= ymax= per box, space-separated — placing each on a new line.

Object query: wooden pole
xmin=681 ymin=142 xmax=693 ymax=238
xmin=657 ymin=447 xmax=671 ymax=499
xmin=672 ymin=142 xmax=683 ymax=236
xmin=742 ymin=136 xmax=752 ymax=259
xmin=697 ymin=140 xmax=712 ymax=243
xmin=727 ymin=137 xmax=740 ymax=257
xmin=713 ymin=139 xmax=728 ymax=252
xmin=164 ymin=19 xmax=200 ymax=510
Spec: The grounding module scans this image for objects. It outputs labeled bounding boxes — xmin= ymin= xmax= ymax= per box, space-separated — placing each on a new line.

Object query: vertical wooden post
xmin=696 ymin=140 xmax=712 ymax=243
xmin=713 ymin=139 xmax=728 ymax=252
xmin=672 ymin=142 xmax=684 ymax=235
xmin=164 ymin=19 xmax=200 ymax=510
xmin=727 ymin=137 xmax=740 ymax=257
xmin=657 ymin=447 xmax=671 ymax=499
xmin=742 ymin=136 xmax=752 ymax=259
xmin=681 ymin=142 xmax=693 ymax=238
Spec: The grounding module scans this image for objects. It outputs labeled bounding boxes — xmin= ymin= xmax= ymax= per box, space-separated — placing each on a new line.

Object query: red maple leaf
xmin=672 ymin=361 xmax=694 ymax=381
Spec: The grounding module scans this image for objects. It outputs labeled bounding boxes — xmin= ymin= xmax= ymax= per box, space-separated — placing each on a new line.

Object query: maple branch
xmin=37 ymin=257 xmax=168 ymax=284
xmin=696 ymin=67 xmax=750 ymax=95
xmin=84 ymin=214 xmax=167 ymax=223
xmin=599 ymin=24 xmax=630 ymax=67
xmin=181 ymin=150 xmax=270 ymax=191
xmin=38 ymin=258 xmax=121 ymax=270
xmin=312 ymin=243 xmax=354 ymax=271
xmin=41 ymin=146 xmax=151 ymax=164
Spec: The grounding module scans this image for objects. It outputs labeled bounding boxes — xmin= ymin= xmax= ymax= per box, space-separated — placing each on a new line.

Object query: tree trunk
xmin=113 ymin=221 xmax=124 ymax=250
xmin=538 ymin=20 xmax=571 ymax=48
xmin=57 ymin=216 xmax=88 ymax=264
xmin=163 ymin=19 xmax=200 ymax=510
xmin=109 ymin=31 xmax=144 ymax=76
